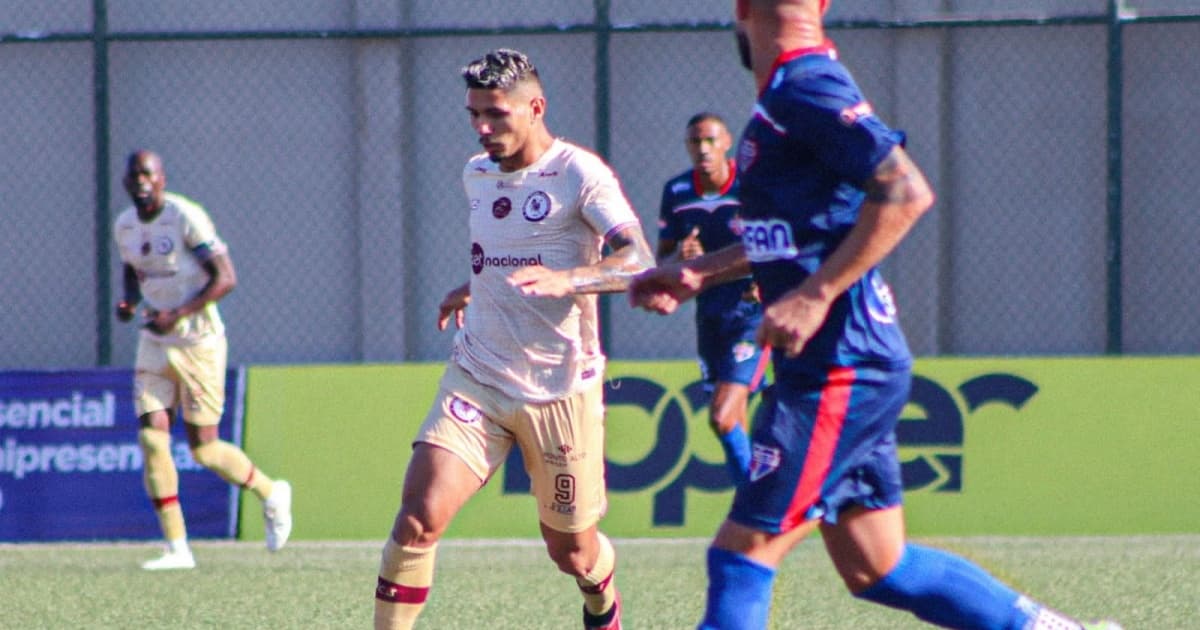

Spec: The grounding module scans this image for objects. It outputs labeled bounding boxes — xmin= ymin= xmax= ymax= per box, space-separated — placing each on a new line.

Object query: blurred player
xmin=372 ymin=49 xmax=653 ymax=630
xmin=114 ymin=150 xmax=292 ymax=570
xmin=657 ymin=112 xmax=769 ymax=488
xmin=629 ymin=1 xmax=1123 ymax=628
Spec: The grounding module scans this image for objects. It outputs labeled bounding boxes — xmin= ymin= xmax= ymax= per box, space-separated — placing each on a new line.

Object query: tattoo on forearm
xmin=570 ymin=227 xmax=654 ymax=294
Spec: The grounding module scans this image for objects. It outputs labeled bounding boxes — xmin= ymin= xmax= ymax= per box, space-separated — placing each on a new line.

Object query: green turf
xmin=1 ymin=535 xmax=1194 ymax=629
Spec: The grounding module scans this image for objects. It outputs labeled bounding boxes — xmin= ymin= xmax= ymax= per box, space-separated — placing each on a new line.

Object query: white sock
xmin=167 ymin=538 xmax=191 ymax=554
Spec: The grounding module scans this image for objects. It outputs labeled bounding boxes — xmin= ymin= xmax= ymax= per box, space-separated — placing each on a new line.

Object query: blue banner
xmin=0 ymin=368 xmax=245 ymax=542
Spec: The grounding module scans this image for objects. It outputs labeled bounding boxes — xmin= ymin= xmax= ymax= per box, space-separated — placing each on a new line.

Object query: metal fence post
xmin=1105 ymin=0 xmax=1125 ymax=354
xmin=93 ymin=0 xmax=113 ymax=366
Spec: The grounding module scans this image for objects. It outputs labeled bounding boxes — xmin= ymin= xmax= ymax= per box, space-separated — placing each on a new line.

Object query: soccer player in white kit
xmin=114 ymin=150 xmax=292 ymax=570
xmin=373 ymin=50 xmax=653 ymax=630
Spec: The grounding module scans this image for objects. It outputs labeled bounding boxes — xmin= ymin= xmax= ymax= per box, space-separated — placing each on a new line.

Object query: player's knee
xmin=390 ymin=508 xmax=445 ymax=547
xmin=545 ymin=543 xmax=590 ymax=578
xmin=189 ymin=440 xmax=222 ymax=469
xmin=709 ymin=411 xmax=742 ymax=435
xmin=137 ymin=427 xmax=171 ymax=456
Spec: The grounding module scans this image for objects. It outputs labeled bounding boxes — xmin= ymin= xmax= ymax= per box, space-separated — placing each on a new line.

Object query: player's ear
xmin=530 ymin=95 xmax=546 ymax=123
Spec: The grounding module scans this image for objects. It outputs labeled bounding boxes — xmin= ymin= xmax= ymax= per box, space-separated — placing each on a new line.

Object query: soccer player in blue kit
xmin=657 ymin=112 xmax=770 ymax=487
xmin=630 ymin=1 xmax=1123 ymax=628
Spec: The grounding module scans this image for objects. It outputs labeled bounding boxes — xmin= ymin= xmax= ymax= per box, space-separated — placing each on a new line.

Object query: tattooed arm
xmin=508 ymin=223 xmax=655 ymax=297
xmin=755 ymin=145 xmax=934 ymax=356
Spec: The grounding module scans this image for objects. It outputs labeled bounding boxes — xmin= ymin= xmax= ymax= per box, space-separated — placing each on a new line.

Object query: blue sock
xmin=717 ymin=424 xmax=751 ymax=487
xmin=856 ymin=544 xmax=1034 ymax=630
xmin=697 ymin=547 xmax=775 ymax=630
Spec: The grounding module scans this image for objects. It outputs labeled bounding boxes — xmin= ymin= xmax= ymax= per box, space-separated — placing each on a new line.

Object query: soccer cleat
xmin=1081 ymin=622 xmax=1123 ymax=630
xmin=263 ymin=479 xmax=293 ymax=552
xmin=141 ymin=548 xmax=196 ymax=571
xmin=583 ymin=590 xmax=622 ymax=630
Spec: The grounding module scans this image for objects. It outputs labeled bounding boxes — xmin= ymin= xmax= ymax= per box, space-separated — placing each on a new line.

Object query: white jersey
xmin=454 ymin=138 xmax=640 ymax=402
xmin=113 ymin=192 xmax=227 ymax=345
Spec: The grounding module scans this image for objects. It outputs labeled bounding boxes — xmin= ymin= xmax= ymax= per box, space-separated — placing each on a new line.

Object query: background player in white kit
xmin=372 ymin=49 xmax=653 ymax=630
xmin=114 ymin=150 xmax=292 ymax=570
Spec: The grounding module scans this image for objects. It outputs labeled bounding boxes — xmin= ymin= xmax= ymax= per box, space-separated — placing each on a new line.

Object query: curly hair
xmin=461 ymin=48 xmax=541 ymax=91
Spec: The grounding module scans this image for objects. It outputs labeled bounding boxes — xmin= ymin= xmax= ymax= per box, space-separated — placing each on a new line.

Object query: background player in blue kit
xmin=657 ymin=112 xmax=769 ymax=487
xmin=630 ymin=1 xmax=1123 ymax=628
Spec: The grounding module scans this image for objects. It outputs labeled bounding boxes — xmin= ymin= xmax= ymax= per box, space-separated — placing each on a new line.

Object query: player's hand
xmin=144 ymin=308 xmax=181 ymax=335
xmin=115 ymin=300 xmax=137 ymax=322
xmin=437 ymin=284 xmax=471 ymax=330
xmin=628 ymin=264 xmax=704 ymax=315
xmin=678 ymin=227 xmax=704 ymax=260
xmin=508 ymin=265 xmax=572 ymax=298
xmin=755 ymin=288 xmax=831 ymax=357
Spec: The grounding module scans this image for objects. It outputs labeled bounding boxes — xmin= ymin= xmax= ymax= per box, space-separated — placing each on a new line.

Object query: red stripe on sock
xmin=781 ymin=366 xmax=854 ymax=531
xmin=153 ymin=495 xmax=179 ymax=509
xmin=579 ymin=570 xmax=614 ymax=594
xmin=375 ymin=577 xmax=429 ymax=604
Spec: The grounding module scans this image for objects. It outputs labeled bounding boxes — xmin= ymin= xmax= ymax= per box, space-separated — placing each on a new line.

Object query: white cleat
xmin=263 ymin=480 xmax=293 ymax=552
xmin=141 ymin=548 xmax=196 ymax=571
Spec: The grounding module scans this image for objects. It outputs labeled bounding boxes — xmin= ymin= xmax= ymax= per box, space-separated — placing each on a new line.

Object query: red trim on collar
xmin=759 ymin=39 xmax=837 ymax=94
xmin=767 ymin=39 xmax=837 ymax=79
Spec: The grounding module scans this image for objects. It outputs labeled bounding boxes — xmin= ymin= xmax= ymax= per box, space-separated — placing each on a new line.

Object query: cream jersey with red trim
xmin=113 ymin=192 xmax=227 ymax=345
xmin=454 ymin=138 xmax=639 ymax=402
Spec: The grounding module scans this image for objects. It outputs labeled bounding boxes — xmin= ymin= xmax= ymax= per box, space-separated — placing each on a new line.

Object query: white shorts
xmin=415 ymin=362 xmax=608 ymax=533
xmin=133 ymin=333 xmax=227 ymax=426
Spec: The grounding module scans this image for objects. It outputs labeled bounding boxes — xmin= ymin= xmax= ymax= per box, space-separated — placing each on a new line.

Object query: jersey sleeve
xmin=578 ymin=159 xmax=639 ymax=240
xmin=112 ymin=215 xmax=131 ymax=264
xmin=178 ymin=200 xmax=228 ymax=262
xmin=657 ymin=179 xmax=685 ymax=243
xmin=773 ymin=67 xmax=903 ymax=185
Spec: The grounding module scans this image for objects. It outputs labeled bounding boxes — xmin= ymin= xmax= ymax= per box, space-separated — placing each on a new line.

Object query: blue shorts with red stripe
xmin=731 ymin=364 xmax=910 ymax=533
xmin=696 ymin=298 xmax=770 ymax=392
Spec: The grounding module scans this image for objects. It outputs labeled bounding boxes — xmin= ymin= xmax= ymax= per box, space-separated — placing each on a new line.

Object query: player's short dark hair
xmin=687 ymin=111 xmax=727 ymax=130
xmin=461 ymin=48 xmax=541 ymax=91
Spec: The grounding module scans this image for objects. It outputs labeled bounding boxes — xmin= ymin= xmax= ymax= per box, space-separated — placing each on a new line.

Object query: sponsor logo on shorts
xmin=448 ymin=396 xmax=481 ymax=424
xmin=733 ymin=341 xmax=757 ymax=363
xmin=542 ymin=447 xmax=586 ymax=468
xmin=492 ymin=196 xmax=512 ymax=219
xmin=471 ymin=243 xmax=544 ymax=274
xmin=748 ymin=443 xmax=781 ymax=482
xmin=522 ymin=191 xmax=551 ymax=221
xmin=548 ymin=502 xmax=576 ymax=515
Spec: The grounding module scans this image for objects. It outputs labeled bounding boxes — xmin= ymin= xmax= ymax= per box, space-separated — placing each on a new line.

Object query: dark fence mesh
xmin=2 ymin=1 xmax=1198 ymax=369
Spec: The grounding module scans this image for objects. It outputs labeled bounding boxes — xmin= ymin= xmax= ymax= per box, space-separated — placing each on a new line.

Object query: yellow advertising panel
xmin=240 ymin=358 xmax=1200 ymax=541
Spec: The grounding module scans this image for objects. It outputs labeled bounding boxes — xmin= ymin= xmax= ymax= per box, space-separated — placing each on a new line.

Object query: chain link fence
xmin=2 ymin=1 xmax=1198 ymax=369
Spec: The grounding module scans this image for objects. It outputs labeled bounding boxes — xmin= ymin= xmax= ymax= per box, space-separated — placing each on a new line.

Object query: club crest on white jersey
xmin=522 ymin=191 xmax=551 ymax=221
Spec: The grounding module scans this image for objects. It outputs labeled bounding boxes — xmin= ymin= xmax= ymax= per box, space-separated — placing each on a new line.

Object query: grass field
xmin=1 ymin=535 xmax=1195 ymax=629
